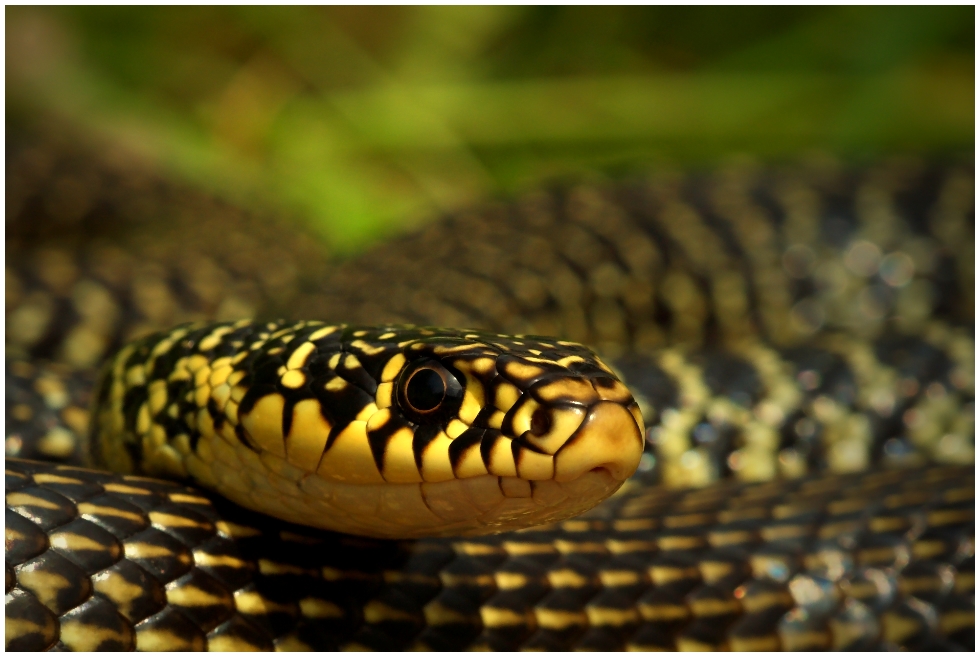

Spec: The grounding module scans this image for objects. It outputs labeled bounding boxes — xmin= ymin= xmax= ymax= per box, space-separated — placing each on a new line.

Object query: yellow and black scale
xmin=5 ymin=124 xmax=975 ymax=650
xmin=89 ymin=319 xmax=645 ymax=539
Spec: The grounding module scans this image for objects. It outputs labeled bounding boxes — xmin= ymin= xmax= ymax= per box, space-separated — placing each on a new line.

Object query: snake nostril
xmin=530 ymin=408 xmax=552 ymax=437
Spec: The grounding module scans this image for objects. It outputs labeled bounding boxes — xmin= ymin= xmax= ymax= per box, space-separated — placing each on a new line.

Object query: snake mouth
xmin=505 ymin=372 xmax=645 ymax=483
xmin=552 ymin=401 xmax=644 ymax=482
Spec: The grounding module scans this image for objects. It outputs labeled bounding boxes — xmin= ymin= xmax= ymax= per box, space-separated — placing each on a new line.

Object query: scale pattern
xmin=89 ymin=320 xmax=642 ymax=537
xmin=6 ymin=458 xmax=974 ymax=651
xmin=5 ymin=123 xmax=976 ymax=651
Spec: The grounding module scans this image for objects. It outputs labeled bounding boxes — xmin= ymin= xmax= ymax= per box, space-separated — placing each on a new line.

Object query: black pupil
xmin=406 ymin=368 xmax=446 ymax=412
xmin=530 ymin=408 xmax=551 ymax=436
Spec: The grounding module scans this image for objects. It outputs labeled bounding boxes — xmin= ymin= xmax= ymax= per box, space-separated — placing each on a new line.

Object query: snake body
xmin=5 ymin=125 xmax=975 ymax=650
xmin=6 ymin=458 xmax=974 ymax=651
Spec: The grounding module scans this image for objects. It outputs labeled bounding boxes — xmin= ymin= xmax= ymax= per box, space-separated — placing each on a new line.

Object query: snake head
xmin=300 ymin=325 xmax=643 ymax=537
xmin=103 ymin=321 xmax=643 ymax=539
xmin=384 ymin=331 xmax=646 ymax=486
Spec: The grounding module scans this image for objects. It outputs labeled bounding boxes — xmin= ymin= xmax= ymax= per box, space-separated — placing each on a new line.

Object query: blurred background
xmin=6 ymin=6 xmax=974 ymax=255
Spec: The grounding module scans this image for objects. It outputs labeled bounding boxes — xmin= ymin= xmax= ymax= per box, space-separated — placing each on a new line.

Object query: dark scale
xmin=699 ymin=353 xmax=764 ymax=408
xmin=931 ymin=250 xmax=967 ymax=321
xmin=47 ymin=518 xmax=122 ymax=575
xmin=874 ymin=334 xmax=953 ymax=390
xmin=874 ymin=336 xmax=961 ymax=461
xmin=4 ymin=358 xmax=93 ymax=466
xmin=5 ymin=588 xmax=60 ymax=651
xmin=781 ymin=346 xmax=857 ymax=405
xmin=778 ymin=410 xmax=824 ymax=470
xmin=696 ymin=420 xmax=741 ymax=478
xmin=330 ymin=354 xmax=380 ymax=398
xmin=445 ymin=428 xmax=484 ymax=469
xmin=610 ymin=353 xmax=679 ymax=420
xmin=6 ymin=509 xmax=50 ymax=567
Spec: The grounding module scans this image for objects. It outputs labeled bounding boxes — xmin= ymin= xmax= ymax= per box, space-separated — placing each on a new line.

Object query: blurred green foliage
xmin=7 ymin=6 xmax=974 ymax=254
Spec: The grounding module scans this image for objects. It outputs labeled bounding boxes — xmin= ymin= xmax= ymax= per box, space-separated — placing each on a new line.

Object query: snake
xmin=5 ymin=124 xmax=975 ymax=651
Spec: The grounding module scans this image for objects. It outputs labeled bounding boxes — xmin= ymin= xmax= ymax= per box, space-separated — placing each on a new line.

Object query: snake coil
xmin=5 ymin=131 xmax=975 ymax=651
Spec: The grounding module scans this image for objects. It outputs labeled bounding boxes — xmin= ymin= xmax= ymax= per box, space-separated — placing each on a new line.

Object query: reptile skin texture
xmin=6 ymin=123 xmax=975 ymax=651
xmin=7 ymin=459 xmax=974 ymax=651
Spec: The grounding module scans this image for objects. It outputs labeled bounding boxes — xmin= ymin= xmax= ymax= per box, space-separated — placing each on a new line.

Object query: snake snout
xmin=553 ymin=401 xmax=644 ymax=483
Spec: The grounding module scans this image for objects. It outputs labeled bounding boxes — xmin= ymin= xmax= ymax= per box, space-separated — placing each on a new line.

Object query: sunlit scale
xmin=90 ymin=320 xmax=645 ymax=538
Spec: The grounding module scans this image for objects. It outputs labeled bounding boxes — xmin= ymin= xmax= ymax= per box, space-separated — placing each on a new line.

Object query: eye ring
xmin=396 ymin=358 xmax=464 ymax=425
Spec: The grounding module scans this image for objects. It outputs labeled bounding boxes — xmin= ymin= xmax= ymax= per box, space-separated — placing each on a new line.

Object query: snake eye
xmin=397 ymin=359 xmax=464 ymax=425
